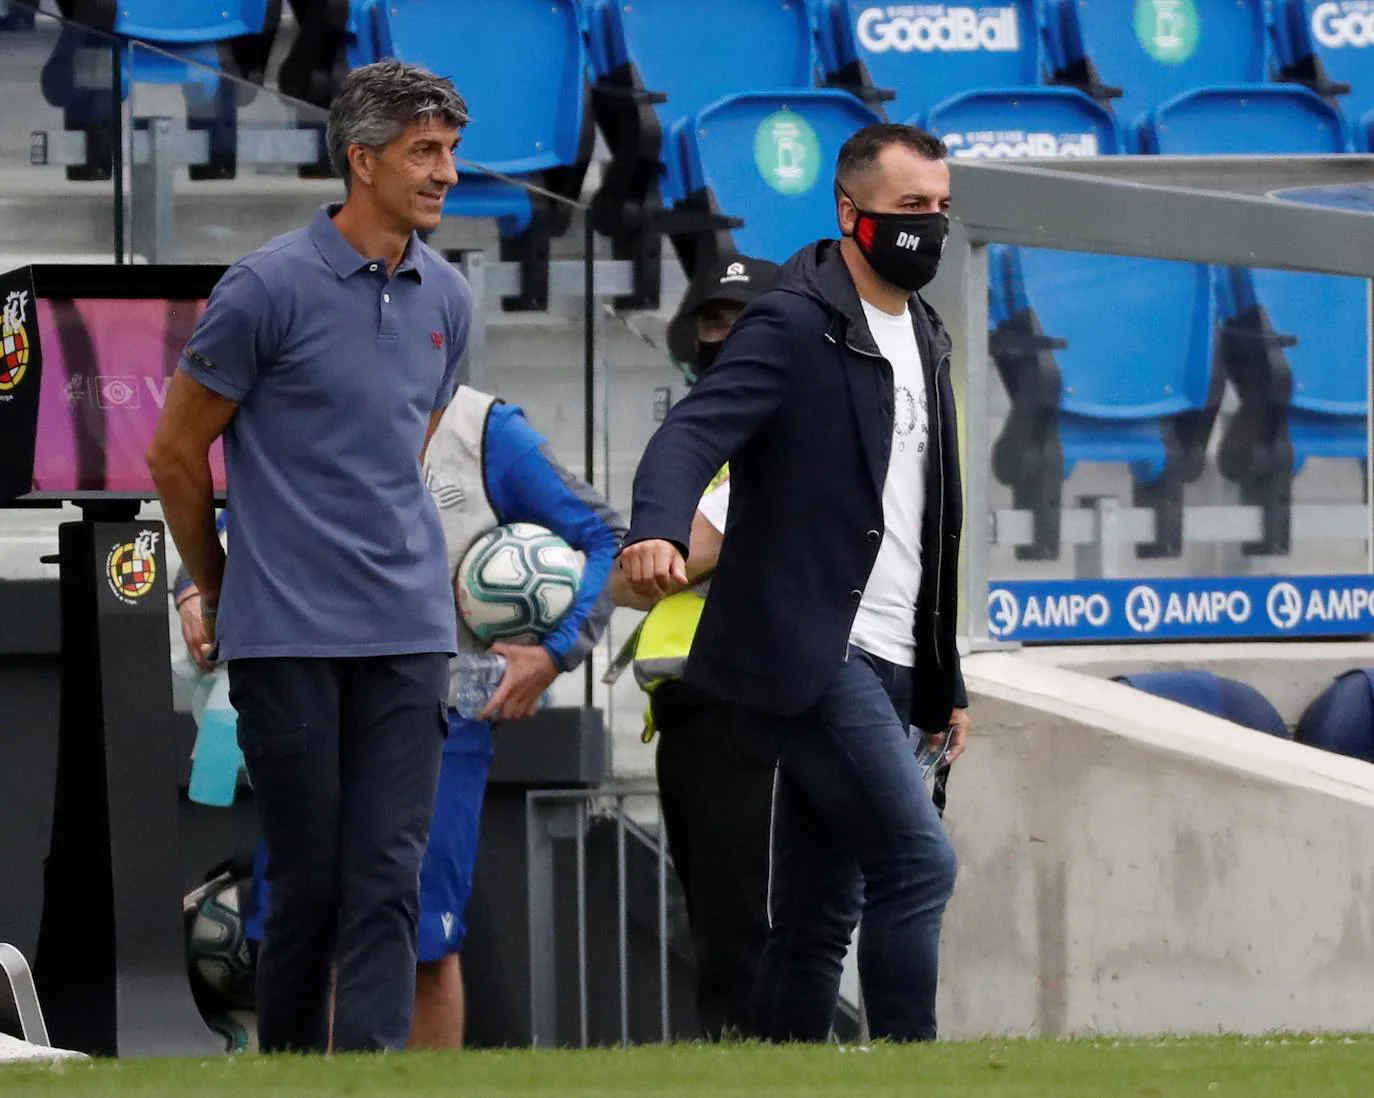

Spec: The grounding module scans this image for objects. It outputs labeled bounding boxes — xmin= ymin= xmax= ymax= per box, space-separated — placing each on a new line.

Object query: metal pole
xmin=525 ymin=794 xmax=557 ymax=1047
xmin=458 ymin=252 xmax=488 ymax=391
xmin=575 ymin=800 xmax=588 ymax=1049
xmin=583 ymin=214 xmax=596 ymax=710
xmin=616 ymin=796 xmax=629 ymax=1047
xmin=657 ymin=797 xmax=669 ymax=1042
xmin=111 ymin=40 xmax=125 ymax=263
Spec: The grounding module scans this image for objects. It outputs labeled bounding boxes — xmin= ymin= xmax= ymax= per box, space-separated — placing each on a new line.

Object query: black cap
xmin=667 ymin=254 xmax=781 ymax=367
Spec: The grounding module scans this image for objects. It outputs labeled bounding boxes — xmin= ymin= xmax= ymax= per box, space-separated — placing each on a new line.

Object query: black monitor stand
xmin=33 ymin=500 xmax=217 ymax=1057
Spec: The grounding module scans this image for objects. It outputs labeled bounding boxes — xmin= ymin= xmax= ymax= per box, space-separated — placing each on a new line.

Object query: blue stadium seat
xmin=1143 ymin=85 xmax=1365 ymax=553
xmin=43 ymin=0 xmax=279 ymax=181
xmin=1140 ymin=83 xmax=1349 ymax=153
xmin=817 ymin=0 xmax=1043 ymax=123
xmin=110 ymin=0 xmax=273 ymax=42
xmin=989 ymin=243 xmax=1219 ymax=559
xmin=591 ymin=0 xmax=814 ymax=203
xmin=1297 ymin=668 xmax=1374 ymax=762
xmin=365 ymin=0 xmax=593 ymax=309
xmin=676 ymin=90 xmax=883 ymax=263
xmin=345 ymin=0 xmax=379 ymax=68
xmin=1047 ymin=0 xmax=1268 ymax=150
xmin=1114 ymin=671 xmax=1290 ymax=737
xmin=925 ymin=85 xmax=1120 ymax=159
xmin=587 ymin=0 xmax=817 ymax=297
xmin=1273 ymin=0 xmax=1374 ymax=142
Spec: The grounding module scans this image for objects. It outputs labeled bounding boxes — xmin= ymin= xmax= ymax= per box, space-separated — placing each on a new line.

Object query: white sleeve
xmin=696 ymin=480 xmax=730 ymax=534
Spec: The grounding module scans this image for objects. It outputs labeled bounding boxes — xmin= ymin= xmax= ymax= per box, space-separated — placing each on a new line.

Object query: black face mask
xmin=840 ymin=184 xmax=948 ymax=293
xmin=695 ymin=339 xmax=724 ymax=374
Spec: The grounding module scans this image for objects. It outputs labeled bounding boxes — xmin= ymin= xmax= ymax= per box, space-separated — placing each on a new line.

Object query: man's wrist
xmin=175 ymin=590 xmax=201 ymax=609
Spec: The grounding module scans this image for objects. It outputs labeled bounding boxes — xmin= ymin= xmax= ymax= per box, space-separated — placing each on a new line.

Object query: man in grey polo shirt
xmin=147 ymin=60 xmax=470 ymax=1054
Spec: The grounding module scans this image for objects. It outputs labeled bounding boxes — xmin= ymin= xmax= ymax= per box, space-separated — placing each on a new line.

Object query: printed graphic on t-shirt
xmin=894 ymin=384 xmax=929 ymax=455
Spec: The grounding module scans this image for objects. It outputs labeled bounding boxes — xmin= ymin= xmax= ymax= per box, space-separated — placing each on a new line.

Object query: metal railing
xmin=525 ymin=783 xmax=674 ymax=1048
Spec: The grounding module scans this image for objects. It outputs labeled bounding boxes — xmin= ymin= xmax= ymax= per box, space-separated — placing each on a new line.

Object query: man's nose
xmin=435 ymin=154 xmax=458 ymax=187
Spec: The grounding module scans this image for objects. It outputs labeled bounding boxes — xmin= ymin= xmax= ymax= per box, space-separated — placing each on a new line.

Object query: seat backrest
xmin=1279 ymin=0 xmax=1374 ymax=133
xmin=925 ymin=85 xmax=1119 ymax=159
xmin=1144 ymin=85 xmax=1364 ymax=424
xmin=1114 ymin=670 xmax=1290 ymax=737
xmin=607 ymin=0 xmax=813 ymax=133
xmin=822 ymin=0 xmax=1041 ymax=122
xmin=113 ymin=0 xmax=272 ymax=42
xmin=1051 ymin=0 xmax=1267 ymax=146
xmin=1140 ymin=83 xmax=1348 ymax=153
xmin=345 ymin=0 xmax=379 ymax=68
xmin=1296 ymin=668 xmax=1374 ymax=761
xmin=371 ymin=0 xmax=586 ymax=175
xmin=582 ymin=0 xmax=617 ymax=79
xmin=1004 ymin=246 xmax=1215 ymax=422
xmin=683 ymin=90 xmax=883 ymax=262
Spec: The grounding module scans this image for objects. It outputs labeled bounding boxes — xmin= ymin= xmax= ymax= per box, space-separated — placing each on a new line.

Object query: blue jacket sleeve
xmin=624 ymin=295 xmax=795 ymax=556
xmin=485 ymin=407 xmax=627 ymax=672
xmin=172 ymin=508 xmax=228 ymax=601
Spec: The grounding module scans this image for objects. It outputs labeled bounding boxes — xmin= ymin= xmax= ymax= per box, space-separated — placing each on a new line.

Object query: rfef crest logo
xmin=106 ymin=529 xmax=161 ymax=604
xmin=0 ymin=288 xmax=31 ymax=394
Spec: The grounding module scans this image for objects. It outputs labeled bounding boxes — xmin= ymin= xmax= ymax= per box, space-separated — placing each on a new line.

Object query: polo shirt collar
xmin=311 ymin=203 xmax=426 ymax=283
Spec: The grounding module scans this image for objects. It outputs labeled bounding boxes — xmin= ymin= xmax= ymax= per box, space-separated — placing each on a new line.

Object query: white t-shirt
xmin=697 ymin=479 xmax=730 ymax=534
xmin=849 ymin=300 xmax=929 ymax=667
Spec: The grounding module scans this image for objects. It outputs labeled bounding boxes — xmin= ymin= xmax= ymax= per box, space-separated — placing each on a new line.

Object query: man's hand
xmin=617 ymin=539 xmax=688 ymax=601
xmin=177 ymin=592 xmax=217 ymax=673
xmin=927 ymin=707 xmax=970 ymax=766
xmin=480 ymin=642 xmax=560 ymax=722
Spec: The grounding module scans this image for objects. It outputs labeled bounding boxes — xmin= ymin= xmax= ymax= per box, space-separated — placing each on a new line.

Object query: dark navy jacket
xmin=624 ymin=240 xmax=966 ymax=732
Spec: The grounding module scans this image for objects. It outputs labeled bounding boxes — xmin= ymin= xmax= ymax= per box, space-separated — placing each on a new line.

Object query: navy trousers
xmin=228 ymin=653 xmax=448 ymax=1053
xmin=749 ymin=646 xmax=958 ymax=1042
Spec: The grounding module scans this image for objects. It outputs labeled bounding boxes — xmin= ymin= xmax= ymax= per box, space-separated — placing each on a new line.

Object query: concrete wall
xmin=938 ymin=647 xmax=1374 ymax=1037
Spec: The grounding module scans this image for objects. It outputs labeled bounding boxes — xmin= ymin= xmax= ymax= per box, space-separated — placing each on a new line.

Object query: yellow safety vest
xmin=628 ymin=466 xmax=727 ymax=742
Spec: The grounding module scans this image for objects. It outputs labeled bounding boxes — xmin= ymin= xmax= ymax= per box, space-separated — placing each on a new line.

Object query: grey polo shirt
xmin=179 ymin=203 xmax=469 ymax=660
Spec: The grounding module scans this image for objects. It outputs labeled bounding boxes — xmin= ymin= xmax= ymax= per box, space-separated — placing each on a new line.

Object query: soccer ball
xmin=186 ymin=878 xmax=256 ymax=1011
xmin=457 ymin=523 xmax=584 ymax=644
xmin=206 ymin=1008 xmax=259 ymax=1054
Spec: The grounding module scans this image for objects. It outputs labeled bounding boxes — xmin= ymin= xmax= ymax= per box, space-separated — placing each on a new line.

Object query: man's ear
xmin=836 ymin=195 xmax=856 ymax=237
xmin=346 ymin=144 xmax=375 ymax=189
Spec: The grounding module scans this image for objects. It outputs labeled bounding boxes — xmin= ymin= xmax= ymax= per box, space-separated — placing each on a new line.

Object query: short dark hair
xmin=834 ymin=123 xmax=946 ymax=198
xmin=327 ymin=59 xmax=469 ymax=188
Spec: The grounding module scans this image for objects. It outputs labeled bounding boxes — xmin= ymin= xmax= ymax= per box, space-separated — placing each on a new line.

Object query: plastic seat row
xmin=1116 ymin=667 xmax=1374 ymax=767
xmin=33 ymin=1 xmax=281 ymax=181
xmin=977 ymin=84 xmax=1366 ymax=560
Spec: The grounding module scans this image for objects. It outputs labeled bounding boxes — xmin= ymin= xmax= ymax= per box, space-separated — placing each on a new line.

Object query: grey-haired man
xmin=148 ymin=60 xmax=471 ymax=1053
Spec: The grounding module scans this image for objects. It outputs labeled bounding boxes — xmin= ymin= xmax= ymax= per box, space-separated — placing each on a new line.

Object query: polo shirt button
xmin=369 ymin=263 xmax=378 ymax=272
xmin=850 ymin=588 xmax=863 ymax=603
xmin=383 ymin=293 xmax=391 ymax=303
xmin=866 ymin=529 xmax=880 ymax=543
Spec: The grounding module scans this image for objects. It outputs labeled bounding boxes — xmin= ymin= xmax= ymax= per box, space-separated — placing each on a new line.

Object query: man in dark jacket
xmin=619 ymin=124 xmax=969 ymax=1043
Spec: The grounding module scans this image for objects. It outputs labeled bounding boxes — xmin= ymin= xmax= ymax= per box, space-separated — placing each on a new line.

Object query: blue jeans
xmin=750 ymin=647 xmax=958 ymax=1042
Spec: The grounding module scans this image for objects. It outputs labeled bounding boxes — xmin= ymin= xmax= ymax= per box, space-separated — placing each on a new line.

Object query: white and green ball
xmin=457 ymin=523 xmax=584 ymax=644
xmin=186 ymin=880 xmax=256 ymax=1010
xmin=206 ymin=1008 xmax=259 ymax=1054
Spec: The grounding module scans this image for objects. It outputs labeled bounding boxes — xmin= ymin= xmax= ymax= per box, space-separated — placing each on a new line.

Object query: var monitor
xmin=0 ymin=264 xmax=229 ymax=504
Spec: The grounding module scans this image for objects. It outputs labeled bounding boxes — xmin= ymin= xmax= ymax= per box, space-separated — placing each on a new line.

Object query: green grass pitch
xmin=4 ymin=1036 xmax=1373 ymax=1097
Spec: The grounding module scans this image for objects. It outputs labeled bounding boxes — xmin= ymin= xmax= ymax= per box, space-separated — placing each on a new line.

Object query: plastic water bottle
xmin=189 ymin=670 xmax=244 ymax=807
xmin=454 ymin=652 xmax=508 ymax=721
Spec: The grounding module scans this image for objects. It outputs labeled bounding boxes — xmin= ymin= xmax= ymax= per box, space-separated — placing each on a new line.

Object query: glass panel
xmin=593 ymin=288 xmax=695 ymax=777
xmin=125 ymin=39 xmax=330 ymax=264
xmin=0 ymin=9 xmax=127 ymax=567
xmin=0 ymin=10 xmax=124 ymax=266
xmin=978 ymin=236 xmax=1372 ymax=645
